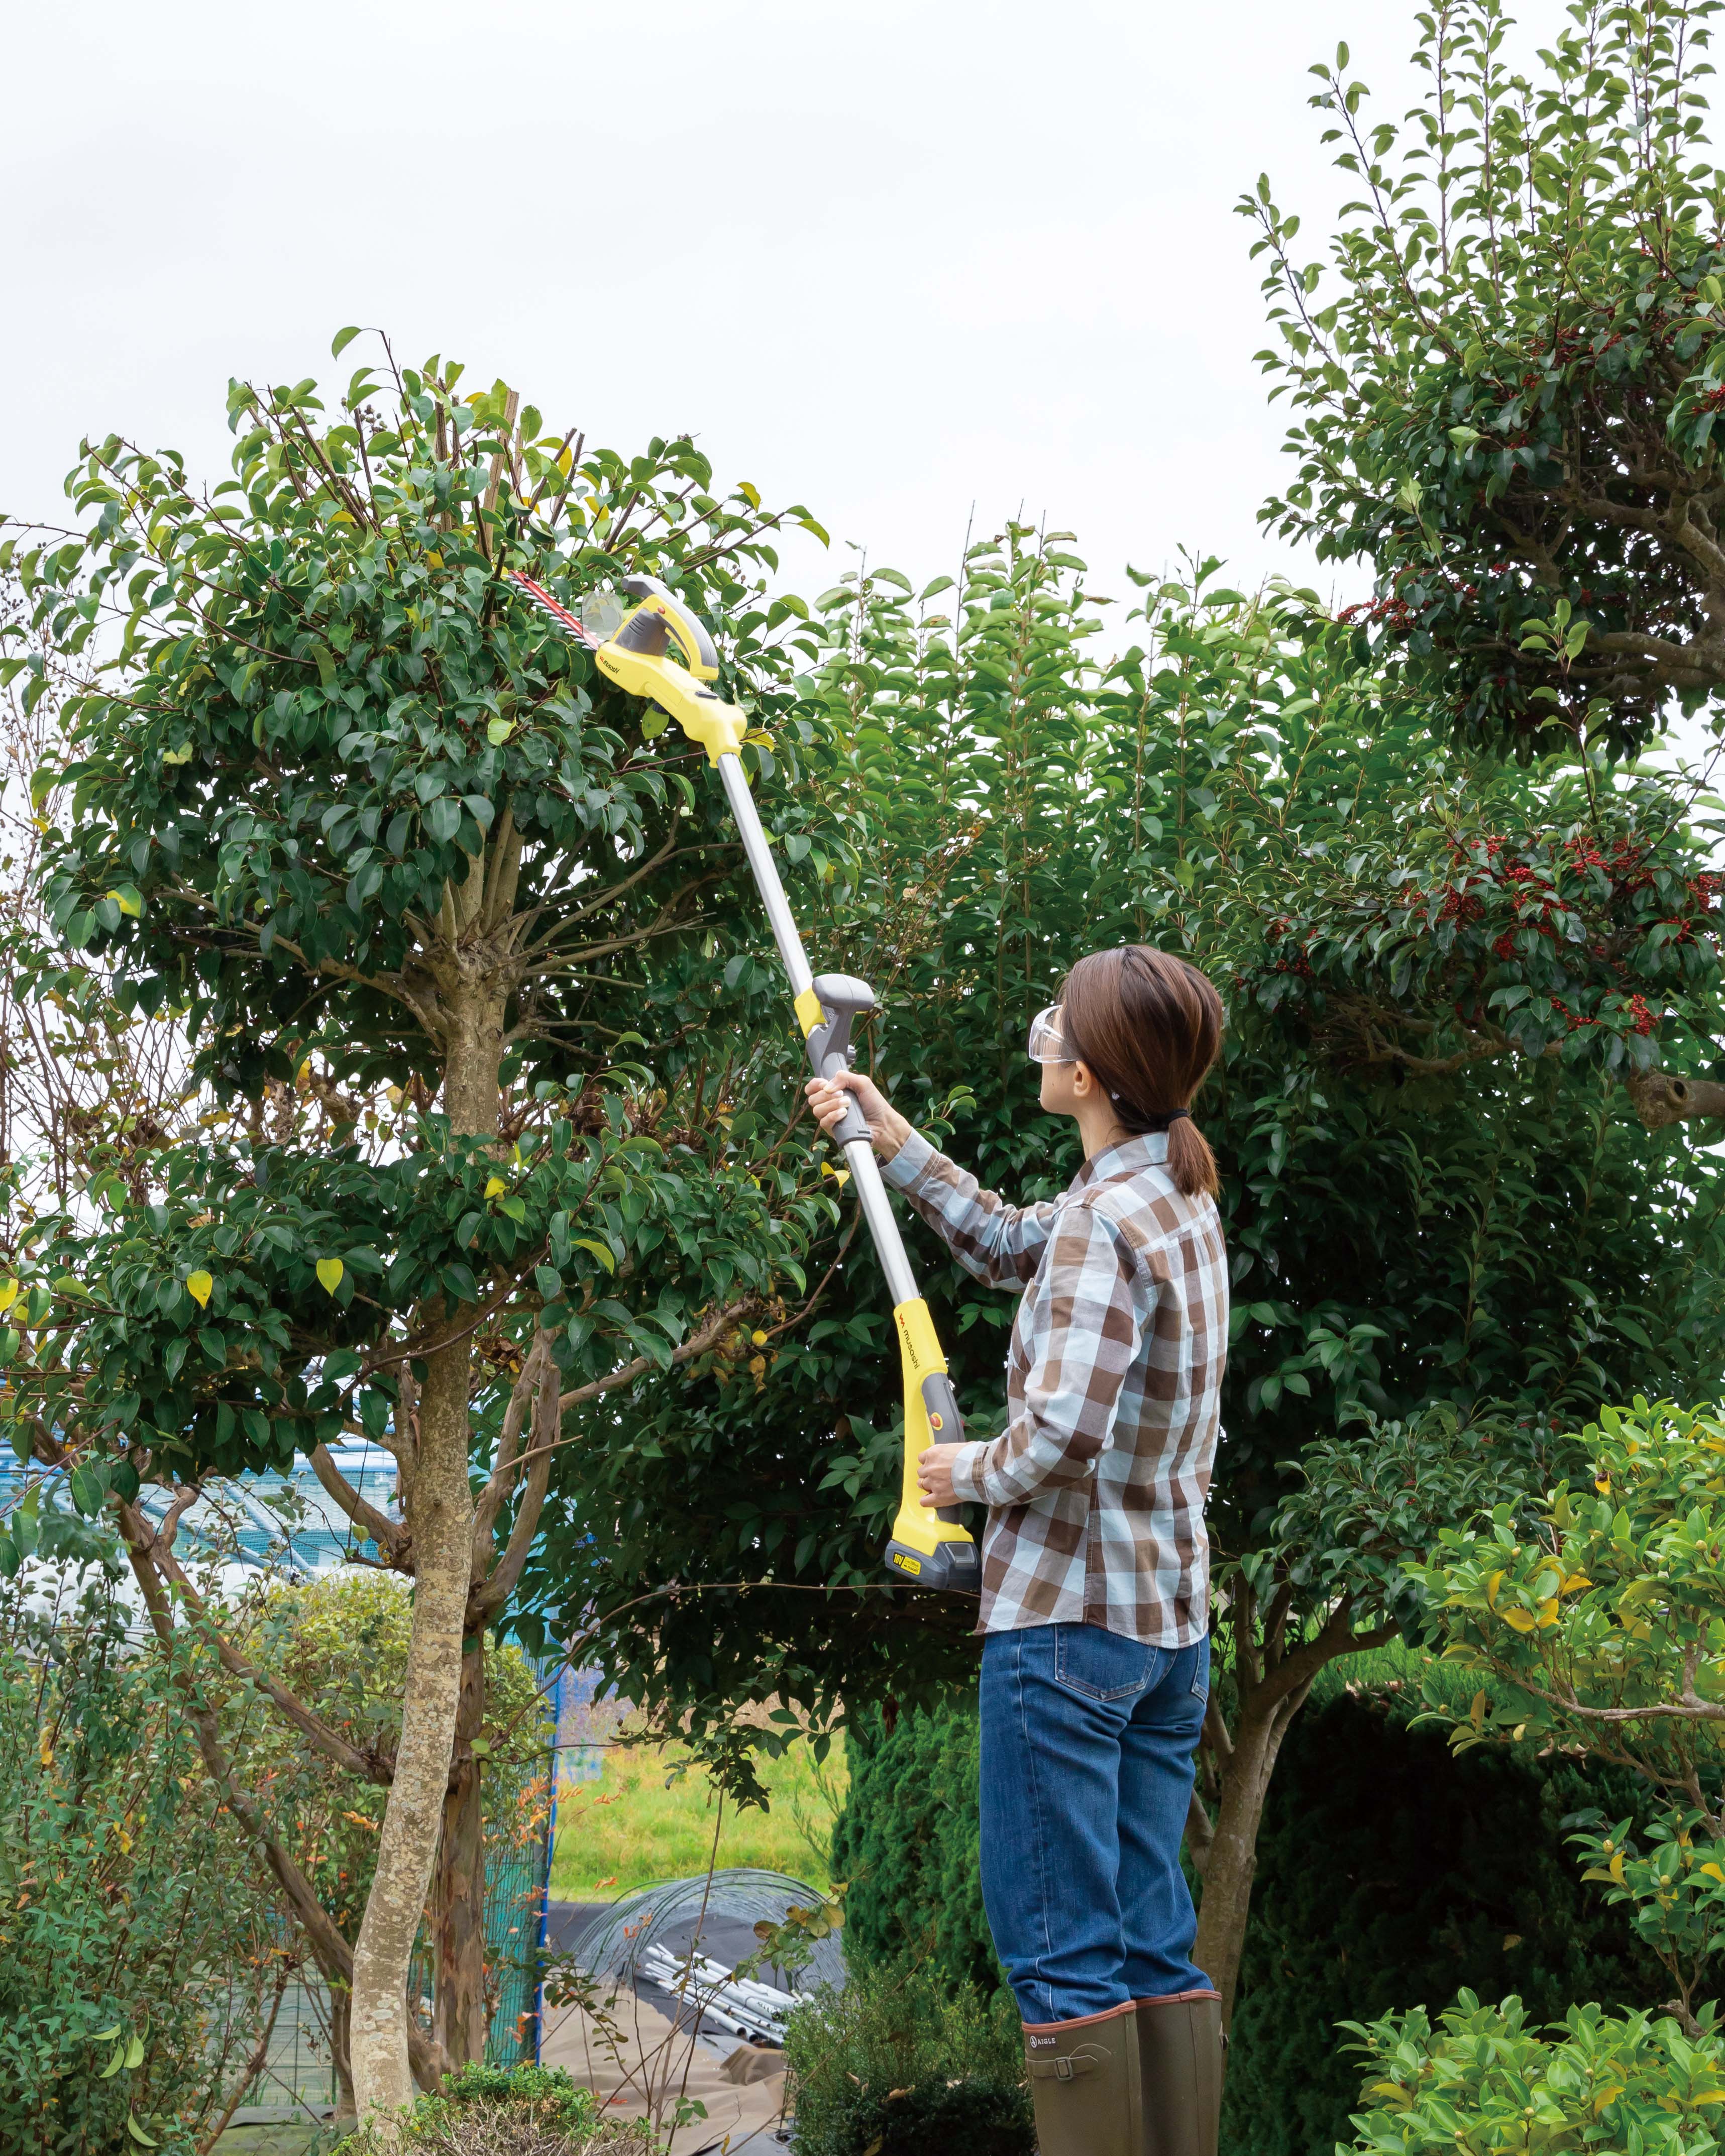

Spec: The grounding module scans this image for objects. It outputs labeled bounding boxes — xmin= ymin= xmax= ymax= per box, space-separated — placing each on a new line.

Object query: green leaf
xmin=126 ymin=2111 xmax=159 ymax=2147
xmin=331 ymin=326 xmax=363 ymax=359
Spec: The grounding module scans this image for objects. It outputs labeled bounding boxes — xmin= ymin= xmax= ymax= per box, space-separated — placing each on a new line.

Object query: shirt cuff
xmin=944 ymin=1440 xmax=992 ymax=1506
xmin=879 ymin=1127 xmax=935 ymax=1191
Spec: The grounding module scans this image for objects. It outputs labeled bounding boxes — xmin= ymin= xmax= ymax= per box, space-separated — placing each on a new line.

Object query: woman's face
xmin=1038 ymin=1055 xmax=1090 ymax=1117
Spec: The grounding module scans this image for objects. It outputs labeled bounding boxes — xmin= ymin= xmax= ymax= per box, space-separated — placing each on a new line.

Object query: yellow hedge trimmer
xmin=510 ymin=569 xmax=980 ymax=1592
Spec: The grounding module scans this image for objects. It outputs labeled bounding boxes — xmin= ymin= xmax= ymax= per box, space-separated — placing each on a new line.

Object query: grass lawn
xmin=551 ymin=1728 xmax=847 ymax=1899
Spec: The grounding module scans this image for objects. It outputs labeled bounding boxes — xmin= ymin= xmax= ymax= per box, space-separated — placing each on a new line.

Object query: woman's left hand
xmin=917 ymin=1444 xmax=965 ymax=1508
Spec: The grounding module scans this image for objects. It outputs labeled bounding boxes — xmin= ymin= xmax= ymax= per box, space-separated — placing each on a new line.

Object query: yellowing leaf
xmin=484 ymin=1176 xmax=508 ymax=1199
xmin=161 ymin=742 xmax=194 ymax=766
xmin=316 ymin=1258 xmax=345 ymax=1296
xmin=1499 ymin=1606 xmax=1537 ymax=1633
xmin=185 ymin=1271 xmax=213 ymax=1310
xmin=106 ymin=887 xmax=141 ymax=918
xmin=0 ymin=1280 xmax=17 ymax=1314
xmin=1700 ymin=1863 xmax=1725 ymax=1884
xmin=1484 ymin=1569 xmax=1506 ymax=1609
xmin=573 ymin=1238 xmax=615 ymax=1274
xmin=752 ymin=1330 xmax=770 ymax=1346
xmin=1562 ymin=1574 xmax=1592 ymax=1594
xmin=1609 ymin=1851 xmax=1626 ymax=1883
xmin=487 ymin=718 xmax=514 ymax=745
xmin=1537 ymin=1597 xmax=1560 ymax=1628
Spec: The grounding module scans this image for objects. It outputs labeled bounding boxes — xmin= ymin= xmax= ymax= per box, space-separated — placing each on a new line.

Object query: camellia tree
xmin=0 ymin=339 xmax=837 ymax=2117
xmin=524 ymin=531 xmax=1725 ymax=2017
xmin=1242 ymin=0 xmax=1725 ymax=761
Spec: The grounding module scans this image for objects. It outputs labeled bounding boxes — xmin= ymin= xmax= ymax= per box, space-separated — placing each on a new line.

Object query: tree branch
xmin=1627 ymin=1069 xmax=1725 ymax=1130
xmin=307 ymin=1442 xmax=410 ymax=1566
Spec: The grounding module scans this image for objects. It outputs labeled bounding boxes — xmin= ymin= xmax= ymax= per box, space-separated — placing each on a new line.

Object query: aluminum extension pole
xmin=715 ymin=753 xmax=919 ymax=1309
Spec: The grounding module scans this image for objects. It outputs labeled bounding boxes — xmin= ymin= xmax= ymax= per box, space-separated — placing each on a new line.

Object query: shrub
xmin=783 ymin=1964 xmax=1032 ymax=2156
xmin=828 ymin=1700 xmax=996 ymax=1995
xmin=336 ymin=2061 xmax=649 ymax=2154
xmin=1222 ymin=1689 xmax=1666 ymax=2156
xmin=0 ymin=1564 xmax=282 ymax=2155
xmin=1336 ymin=1992 xmax=1725 ymax=2154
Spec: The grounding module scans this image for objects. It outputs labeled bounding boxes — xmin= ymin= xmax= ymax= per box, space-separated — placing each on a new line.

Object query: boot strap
xmin=1028 ymin=2045 xmax=1103 ymax=2082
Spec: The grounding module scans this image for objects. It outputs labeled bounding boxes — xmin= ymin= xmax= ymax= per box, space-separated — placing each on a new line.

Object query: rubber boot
xmin=1022 ymin=1999 xmax=1144 ymax=2156
xmin=1135 ymin=1988 xmax=1226 ymax=2156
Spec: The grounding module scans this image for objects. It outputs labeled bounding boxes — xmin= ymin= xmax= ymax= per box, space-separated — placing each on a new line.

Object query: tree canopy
xmin=1245 ymin=0 xmax=1725 ymax=757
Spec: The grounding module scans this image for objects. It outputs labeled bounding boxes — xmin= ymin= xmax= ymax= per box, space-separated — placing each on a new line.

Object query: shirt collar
xmin=1067 ymin=1130 xmax=1169 ymax=1193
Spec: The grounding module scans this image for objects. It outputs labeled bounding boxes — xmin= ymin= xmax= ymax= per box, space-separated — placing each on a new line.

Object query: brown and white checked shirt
xmin=881 ymin=1128 xmax=1228 ymax=1644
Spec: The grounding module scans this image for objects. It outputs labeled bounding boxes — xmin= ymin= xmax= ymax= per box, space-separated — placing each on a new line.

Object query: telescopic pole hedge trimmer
xmin=510 ymin=569 xmax=981 ymax=1594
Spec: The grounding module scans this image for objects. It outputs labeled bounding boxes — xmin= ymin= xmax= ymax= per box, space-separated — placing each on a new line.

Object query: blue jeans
xmin=978 ymin=1622 xmax=1212 ymax=2025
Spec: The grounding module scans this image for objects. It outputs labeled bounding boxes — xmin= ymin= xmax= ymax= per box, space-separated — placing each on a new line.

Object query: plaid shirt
xmin=881 ymin=1128 xmax=1227 ymax=1644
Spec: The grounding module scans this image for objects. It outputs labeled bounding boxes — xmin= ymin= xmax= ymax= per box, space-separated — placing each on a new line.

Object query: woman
xmin=806 ymin=945 xmax=1228 ymax=2156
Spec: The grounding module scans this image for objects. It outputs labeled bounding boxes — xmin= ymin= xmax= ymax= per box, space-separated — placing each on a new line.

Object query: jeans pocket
xmin=1189 ymin=1633 xmax=1212 ymax=1703
xmin=1052 ymin=1623 xmax=1152 ymax=1703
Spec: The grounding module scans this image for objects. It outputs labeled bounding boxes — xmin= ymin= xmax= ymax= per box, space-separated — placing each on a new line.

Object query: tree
xmin=523 ymin=531 xmax=1725 ymax=2015
xmin=1243 ymin=0 xmax=1725 ymax=760
xmin=1 ymin=338 xmax=834 ymax=2120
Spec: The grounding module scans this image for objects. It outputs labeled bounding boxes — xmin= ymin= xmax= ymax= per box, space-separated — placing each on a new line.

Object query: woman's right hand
xmin=804 ymin=1069 xmax=914 ymax=1161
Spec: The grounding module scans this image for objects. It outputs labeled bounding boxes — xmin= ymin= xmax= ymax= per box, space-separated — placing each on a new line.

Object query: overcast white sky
xmin=1 ymin=0 xmax=1472 ymax=615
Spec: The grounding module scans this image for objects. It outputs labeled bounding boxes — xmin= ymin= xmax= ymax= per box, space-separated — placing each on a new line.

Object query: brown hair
xmin=1056 ymin=946 xmax=1224 ymax=1198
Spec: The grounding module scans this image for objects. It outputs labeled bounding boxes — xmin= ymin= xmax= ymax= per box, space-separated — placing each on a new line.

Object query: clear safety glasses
xmin=1027 ymin=1004 xmax=1073 ymax=1065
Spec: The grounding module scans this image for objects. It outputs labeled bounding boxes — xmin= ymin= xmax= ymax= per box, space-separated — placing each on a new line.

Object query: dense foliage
xmin=1245 ymin=0 xmax=1725 ymax=757
xmin=544 ymin=554 xmax=1725 ymax=1797
xmin=781 ymin=1963 xmax=1032 ymax=2156
xmin=1224 ymin=1685 xmax=1666 ymax=2156
xmin=0 ymin=1565 xmax=282 ymax=2156
xmin=1340 ymin=1991 xmax=1725 ymax=2154
xmin=1316 ymin=1398 xmax=1725 ymax=2148
xmin=334 ymin=2060 xmax=645 ymax=2154
xmin=0 ymin=340 xmax=844 ymax=2091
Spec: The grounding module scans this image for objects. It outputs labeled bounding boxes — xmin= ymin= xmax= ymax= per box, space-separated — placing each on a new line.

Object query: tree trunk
xmin=1191 ymin=1687 xmax=1304 ymax=2024
xmin=349 ymin=979 xmax=499 ymax=2123
xmin=432 ymin=1633 xmax=489 ymax=2066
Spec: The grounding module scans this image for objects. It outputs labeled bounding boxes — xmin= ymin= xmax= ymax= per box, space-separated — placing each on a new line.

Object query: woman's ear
xmin=1069 ymin=1060 xmax=1098 ymax=1100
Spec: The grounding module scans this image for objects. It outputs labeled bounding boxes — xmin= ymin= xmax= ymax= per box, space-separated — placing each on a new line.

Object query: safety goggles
xmin=1027 ymin=1004 xmax=1073 ymax=1065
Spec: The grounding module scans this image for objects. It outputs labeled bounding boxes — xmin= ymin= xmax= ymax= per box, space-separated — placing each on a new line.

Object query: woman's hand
xmin=803 ymin=1069 xmax=913 ymax=1161
xmin=917 ymin=1444 xmax=965 ymax=1508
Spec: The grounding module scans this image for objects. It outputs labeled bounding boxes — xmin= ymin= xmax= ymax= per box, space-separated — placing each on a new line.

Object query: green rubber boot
xmin=1023 ymin=2000 xmax=1144 ymax=2156
xmin=1135 ymin=1988 xmax=1226 ymax=2156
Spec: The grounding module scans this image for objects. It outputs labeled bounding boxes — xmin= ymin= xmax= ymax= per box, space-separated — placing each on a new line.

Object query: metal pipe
xmin=717 ymin=753 xmax=813 ymax=999
xmin=845 ymin=1138 xmax=919 ymax=1306
xmin=718 ymin=752 xmax=920 ymax=1304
